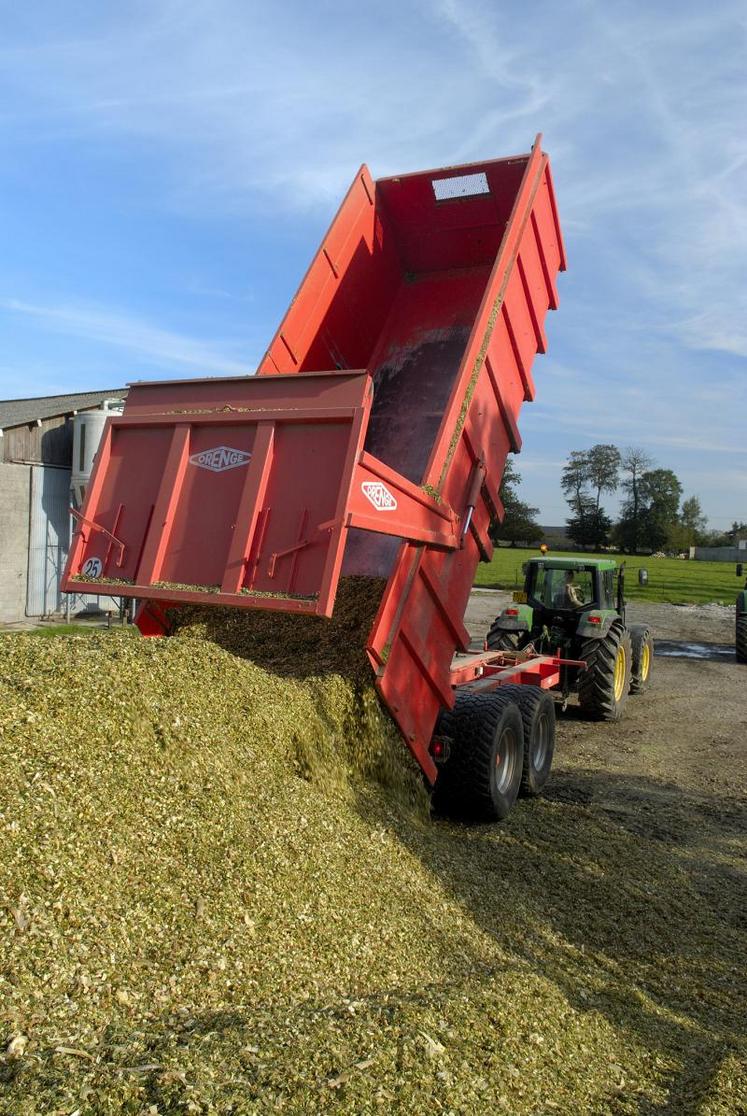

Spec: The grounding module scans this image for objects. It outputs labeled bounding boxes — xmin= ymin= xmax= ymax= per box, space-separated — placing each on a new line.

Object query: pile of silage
xmin=168 ymin=575 xmax=387 ymax=682
xmin=166 ymin=576 xmax=419 ymax=796
xmin=1 ymin=587 xmax=745 ymax=1114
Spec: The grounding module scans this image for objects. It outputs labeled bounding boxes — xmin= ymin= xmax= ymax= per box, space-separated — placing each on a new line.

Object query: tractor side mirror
xmin=638 ymin=568 xmax=649 ymax=586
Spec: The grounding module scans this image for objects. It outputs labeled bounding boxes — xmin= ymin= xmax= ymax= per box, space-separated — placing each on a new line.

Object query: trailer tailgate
xmin=61 ymin=371 xmax=373 ymax=617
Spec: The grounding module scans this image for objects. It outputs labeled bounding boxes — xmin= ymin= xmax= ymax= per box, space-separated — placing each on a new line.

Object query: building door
xmin=26 ymin=465 xmax=71 ymax=616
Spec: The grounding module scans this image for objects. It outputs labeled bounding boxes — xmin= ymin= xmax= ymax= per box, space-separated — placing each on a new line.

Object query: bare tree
xmin=618 ymin=447 xmax=654 ymax=552
xmin=621 ymin=447 xmax=654 ymax=518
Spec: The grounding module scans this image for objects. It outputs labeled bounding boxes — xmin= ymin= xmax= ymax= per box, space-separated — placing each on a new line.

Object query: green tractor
xmin=736 ymin=564 xmax=747 ymax=665
xmin=486 ymin=557 xmax=653 ymax=721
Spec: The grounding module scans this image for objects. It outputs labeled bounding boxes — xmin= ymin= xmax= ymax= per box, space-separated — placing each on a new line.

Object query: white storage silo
xmin=71 ymin=400 xmax=123 ymax=509
xmin=67 ymin=400 xmax=125 ymax=618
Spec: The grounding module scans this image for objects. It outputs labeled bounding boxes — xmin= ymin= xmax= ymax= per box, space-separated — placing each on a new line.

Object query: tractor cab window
xmin=529 ymin=566 xmax=595 ymax=610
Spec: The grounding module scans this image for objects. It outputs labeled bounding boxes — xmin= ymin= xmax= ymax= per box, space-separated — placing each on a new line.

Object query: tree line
xmin=562 ymin=444 xmax=690 ymax=551
xmin=493 ymin=445 xmax=745 ymax=553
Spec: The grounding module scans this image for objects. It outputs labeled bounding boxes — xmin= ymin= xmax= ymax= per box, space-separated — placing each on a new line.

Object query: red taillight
xmin=430 ymin=738 xmax=451 ymax=763
xmin=589 ymin=615 xmax=601 ymax=625
xmin=505 ymin=608 xmax=519 ymax=616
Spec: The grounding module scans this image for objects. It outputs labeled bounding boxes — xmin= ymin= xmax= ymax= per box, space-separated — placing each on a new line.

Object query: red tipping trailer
xmin=62 ymin=136 xmax=567 ymax=818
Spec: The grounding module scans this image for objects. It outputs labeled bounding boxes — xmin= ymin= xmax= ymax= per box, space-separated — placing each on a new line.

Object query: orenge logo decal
xmin=361 ymin=481 xmax=397 ymax=511
xmin=189 ymin=446 xmax=252 ymax=473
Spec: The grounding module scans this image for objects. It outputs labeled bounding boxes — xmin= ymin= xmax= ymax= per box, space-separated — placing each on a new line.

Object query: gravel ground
xmin=466 ymin=590 xmax=745 ymax=797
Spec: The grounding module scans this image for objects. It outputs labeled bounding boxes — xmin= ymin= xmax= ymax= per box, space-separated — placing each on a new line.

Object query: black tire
xmin=629 ymin=624 xmax=654 ymax=694
xmin=737 ymin=611 xmax=747 ymax=664
xmin=486 ymin=621 xmax=519 ymax=652
xmin=494 ymin=684 xmax=556 ymax=796
xmin=433 ymin=691 xmax=524 ymax=822
xmin=577 ymin=622 xmax=632 ymax=722
xmin=514 ymin=687 xmax=556 ymax=795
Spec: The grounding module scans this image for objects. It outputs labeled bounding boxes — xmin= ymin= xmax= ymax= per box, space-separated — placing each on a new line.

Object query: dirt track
xmin=465 ymin=592 xmax=745 ymax=805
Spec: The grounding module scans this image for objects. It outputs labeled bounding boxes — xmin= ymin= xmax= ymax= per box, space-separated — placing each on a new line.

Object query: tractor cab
xmin=524 ymin=558 xmax=617 ymax=617
xmin=522 ymin=557 xmax=621 ymax=644
xmin=487 ymin=557 xmax=624 ymax=654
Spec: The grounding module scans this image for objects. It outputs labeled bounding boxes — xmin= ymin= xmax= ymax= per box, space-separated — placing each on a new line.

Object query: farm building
xmin=692 ymin=543 xmax=747 ymax=563
xmin=0 ymin=389 xmax=127 ymax=623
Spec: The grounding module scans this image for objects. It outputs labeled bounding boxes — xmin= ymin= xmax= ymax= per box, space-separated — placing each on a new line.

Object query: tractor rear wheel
xmin=629 ymin=625 xmax=654 ymax=694
xmin=486 ymin=621 xmax=520 ymax=652
xmin=737 ymin=611 xmax=747 ymax=664
xmin=578 ymin=622 xmax=632 ymax=722
xmin=433 ymin=691 xmax=524 ymax=821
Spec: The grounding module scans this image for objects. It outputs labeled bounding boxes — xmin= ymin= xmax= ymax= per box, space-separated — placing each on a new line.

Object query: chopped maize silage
xmin=0 ymin=583 xmax=745 ymax=1114
xmin=168 ymin=575 xmax=387 ymax=681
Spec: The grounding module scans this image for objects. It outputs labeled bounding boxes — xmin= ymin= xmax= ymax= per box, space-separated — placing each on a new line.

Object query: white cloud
xmin=0 ymin=297 xmax=251 ymax=377
xmin=0 ymin=0 xmax=745 ymax=521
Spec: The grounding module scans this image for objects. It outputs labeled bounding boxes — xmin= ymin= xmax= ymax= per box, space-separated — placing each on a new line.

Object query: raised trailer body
xmin=62 ymin=136 xmax=566 ymax=788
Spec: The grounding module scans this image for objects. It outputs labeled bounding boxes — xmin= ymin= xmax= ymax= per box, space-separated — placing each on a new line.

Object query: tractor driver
xmin=563 ymin=570 xmax=584 ymax=608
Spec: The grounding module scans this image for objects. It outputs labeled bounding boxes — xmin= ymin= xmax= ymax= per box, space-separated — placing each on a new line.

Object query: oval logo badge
xmin=189 ymin=446 xmax=252 ymax=473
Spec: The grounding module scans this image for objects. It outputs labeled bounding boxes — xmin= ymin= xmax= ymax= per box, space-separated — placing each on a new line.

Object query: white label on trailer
xmin=361 ymin=481 xmax=398 ymax=511
xmin=81 ymin=557 xmax=103 ymax=578
xmin=189 ymin=446 xmax=252 ymax=473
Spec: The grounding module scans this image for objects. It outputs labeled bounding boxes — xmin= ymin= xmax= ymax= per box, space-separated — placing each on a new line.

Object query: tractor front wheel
xmin=433 ymin=691 xmax=524 ymax=821
xmin=737 ymin=611 xmax=747 ymax=664
xmin=578 ymin=623 xmax=632 ymax=722
xmin=629 ymin=625 xmax=654 ymax=694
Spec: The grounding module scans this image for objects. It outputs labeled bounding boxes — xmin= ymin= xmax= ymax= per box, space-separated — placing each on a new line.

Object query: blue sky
xmin=1 ymin=0 xmax=745 ymax=528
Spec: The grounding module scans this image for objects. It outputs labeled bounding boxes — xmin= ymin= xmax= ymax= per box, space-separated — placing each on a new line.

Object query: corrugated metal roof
xmin=0 ymin=389 xmax=128 ymax=431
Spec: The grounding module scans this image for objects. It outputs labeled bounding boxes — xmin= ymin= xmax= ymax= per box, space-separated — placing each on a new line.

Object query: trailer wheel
xmin=512 ymin=686 xmax=556 ymax=796
xmin=629 ymin=625 xmax=654 ymax=693
xmin=737 ymin=611 xmax=747 ymax=664
xmin=578 ymin=622 xmax=632 ymax=722
xmin=433 ymin=691 xmax=524 ymax=822
xmin=486 ymin=621 xmax=519 ymax=652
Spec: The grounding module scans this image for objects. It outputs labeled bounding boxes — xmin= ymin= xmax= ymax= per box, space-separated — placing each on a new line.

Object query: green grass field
xmin=474 ymin=547 xmax=742 ymax=605
xmin=23 ymin=623 xmax=100 ymax=637
xmin=16 ymin=622 xmax=131 ymax=638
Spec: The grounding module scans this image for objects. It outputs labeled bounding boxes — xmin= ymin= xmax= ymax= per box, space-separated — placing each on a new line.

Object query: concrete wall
xmin=0 ymin=463 xmax=31 ymax=623
xmin=692 ymin=546 xmax=743 ymax=563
